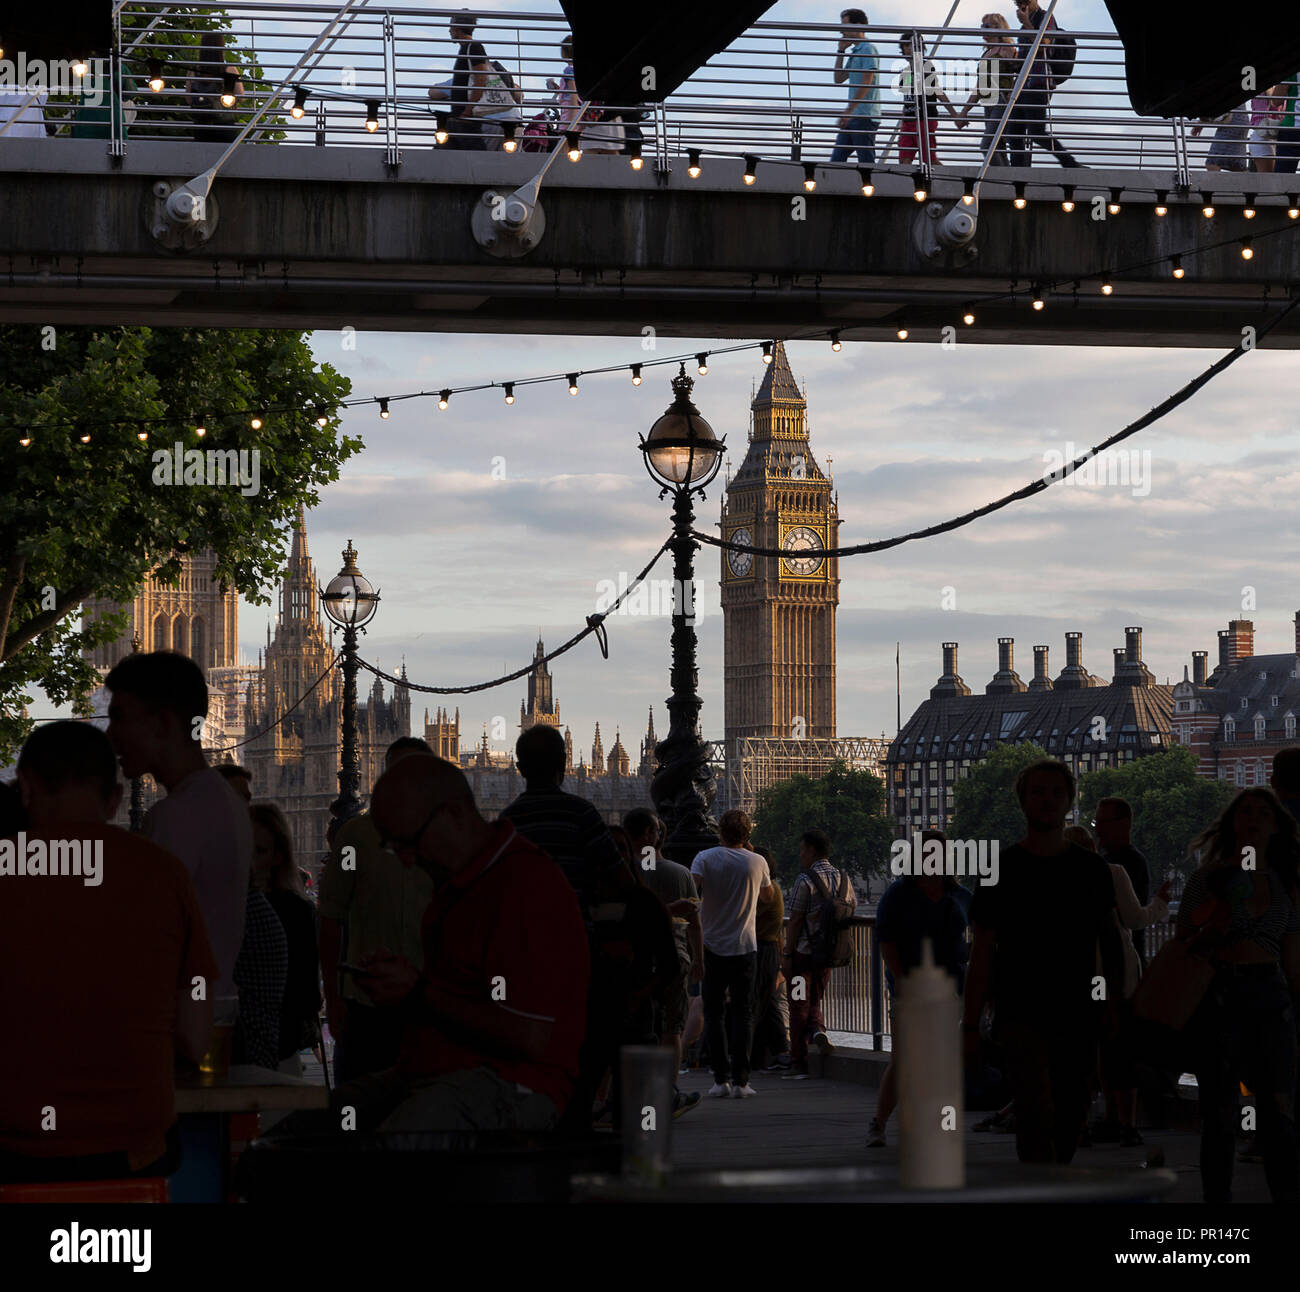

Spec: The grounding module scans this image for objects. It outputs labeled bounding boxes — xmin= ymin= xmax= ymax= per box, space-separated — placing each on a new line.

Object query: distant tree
xmin=752 ymin=759 xmax=894 ymax=894
xmin=1078 ymin=744 xmax=1238 ymax=885
xmin=948 ymin=741 xmax=1051 ymax=849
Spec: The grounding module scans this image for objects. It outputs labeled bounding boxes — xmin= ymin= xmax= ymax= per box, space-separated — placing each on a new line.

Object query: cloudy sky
xmin=211 ymin=0 xmax=1300 ymax=752
xmin=52 ymin=1 xmax=1300 ymax=755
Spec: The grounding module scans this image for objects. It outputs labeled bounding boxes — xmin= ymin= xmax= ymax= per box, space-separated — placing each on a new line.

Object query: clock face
xmin=727 ymin=528 xmax=753 ymax=577
xmin=782 ymin=526 xmax=824 ymax=576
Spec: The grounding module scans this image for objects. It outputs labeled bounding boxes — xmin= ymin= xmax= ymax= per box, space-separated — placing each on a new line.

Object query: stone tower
xmin=720 ymin=342 xmax=840 ymax=741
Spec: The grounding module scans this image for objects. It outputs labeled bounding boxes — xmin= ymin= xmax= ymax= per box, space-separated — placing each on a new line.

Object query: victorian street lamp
xmin=128 ymin=630 xmax=145 ymax=832
xmin=638 ymin=365 xmax=726 ymax=863
xmin=320 ymin=540 xmax=380 ymax=831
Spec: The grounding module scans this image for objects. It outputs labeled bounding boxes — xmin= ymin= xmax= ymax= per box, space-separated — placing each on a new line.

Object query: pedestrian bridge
xmin=3 ymin=4 xmax=1298 ymax=347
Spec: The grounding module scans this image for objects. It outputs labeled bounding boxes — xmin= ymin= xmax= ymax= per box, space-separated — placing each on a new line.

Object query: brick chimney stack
xmin=986 ymin=637 xmax=1027 ymax=695
xmin=1192 ymin=650 xmax=1208 ymax=685
xmin=1226 ymin=618 xmax=1254 ymax=664
xmin=930 ymin=641 xmax=972 ymax=699
xmin=1055 ymin=631 xmax=1093 ymax=690
xmin=1112 ymin=647 xmax=1126 ymax=683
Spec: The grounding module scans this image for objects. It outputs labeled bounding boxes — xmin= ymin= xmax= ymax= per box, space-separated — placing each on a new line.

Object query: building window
xmin=1254 ymin=716 xmax=1266 ymax=740
xmin=172 ymin=615 xmax=187 ymax=654
xmin=1235 ymin=763 xmax=1245 ymax=786
xmin=1224 ymin=719 xmax=1235 ymax=741
xmin=153 ymin=613 xmax=167 ymax=651
xmin=1241 ymin=698 xmax=1249 ymax=710
xmin=1272 ymin=695 xmax=1279 ymax=708
xmin=191 ymin=617 xmax=205 ymax=664
xmin=1287 ymin=715 xmax=1297 ymax=740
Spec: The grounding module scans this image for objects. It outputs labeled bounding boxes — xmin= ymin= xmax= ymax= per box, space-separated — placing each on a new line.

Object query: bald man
xmin=329 ymin=755 xmax=590 ymax=1133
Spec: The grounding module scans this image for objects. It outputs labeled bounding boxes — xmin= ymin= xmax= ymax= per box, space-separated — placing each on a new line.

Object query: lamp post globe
xmin=321 ymin=541 xmax=380 ymax=832
xmin=639 ymin=367 xmax=724 ymax=864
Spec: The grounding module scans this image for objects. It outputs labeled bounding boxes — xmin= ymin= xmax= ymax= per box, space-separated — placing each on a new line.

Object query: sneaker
xmin=732 ymin=1083 xmax=758 ymax=1098
xmin=1119 ymin=1126 xmax=1144 ymax=1148
xmin=865 ymin=1118 xmax=887 ymax=1148
xmin=672 ymin=1089 xmax=703 ymax=1119
xmin=707 ymin=1082 xmax=732 ymax=1099
xmin=781 ymin=1067 xmax=810 ymax=1081
xmin=763 ymin=1054 xmax=793 ymax=1072
xmin=811 ymin=1032 xmax=834 ymax=1055
xmin=1089 ymin=1118 xmax=1123 ymax=1144
xmin=1238 ymin=1137 xmax=1263 ymax=1163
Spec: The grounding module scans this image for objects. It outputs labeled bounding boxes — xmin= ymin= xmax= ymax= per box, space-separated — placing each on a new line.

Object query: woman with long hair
xmin=956 ymin=13 xmax=1016 ymax=167
xmin=1177 ymin=787 xmax=1300 ymax=1202
xmin=250 ymin=804 xmax=320 ymax=1073
xmin=185 ymin=29 xmax=244 ymax=143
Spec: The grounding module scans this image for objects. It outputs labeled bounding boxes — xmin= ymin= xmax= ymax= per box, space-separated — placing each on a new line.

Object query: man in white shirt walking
xmin=106 ymin=651 xmax=251 ymax=995
xmin=690 ymin=810 xmax=772 ymax=1098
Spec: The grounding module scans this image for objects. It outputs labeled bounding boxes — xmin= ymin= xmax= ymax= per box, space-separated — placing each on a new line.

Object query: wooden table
xmin=174 ymin=1065 xmax=330 ymax=1115
xmin=171 ymin=1066 xmax=329 ymax=1202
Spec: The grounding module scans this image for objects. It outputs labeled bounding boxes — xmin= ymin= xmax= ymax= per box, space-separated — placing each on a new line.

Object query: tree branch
xmin=2 ymin=582 xmax=96 ymax=662
xmin=0 ymin=552 xmax=26 ymax=660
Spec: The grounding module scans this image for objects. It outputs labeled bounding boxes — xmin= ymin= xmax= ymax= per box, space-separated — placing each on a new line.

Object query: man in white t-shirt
xmin=690 ymin=809 xmax=771 ymax=1099
xmin=106 ymin=651 xmax=251 ymax=995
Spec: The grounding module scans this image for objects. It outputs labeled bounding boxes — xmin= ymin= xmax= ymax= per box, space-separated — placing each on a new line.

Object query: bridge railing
xmin=21 ymin=3 xmax=1248 ymax=181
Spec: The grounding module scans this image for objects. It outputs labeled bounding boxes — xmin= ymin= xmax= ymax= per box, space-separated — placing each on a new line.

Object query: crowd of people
xmin=5 ymin=7 xmax=1294 ymax=176
xmin=6 ymin=646 xmax=1300 ymax=1206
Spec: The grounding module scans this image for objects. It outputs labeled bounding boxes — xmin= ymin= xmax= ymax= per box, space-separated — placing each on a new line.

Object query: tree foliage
xmin=1078 ymin=744 xmax=1238 ymax=883
xmin=752 ymin=759 xmax=894 ymax=893
xmin=0 ymin=325 xmax=356 ymax=758
xmin=948 ymin=741 xmax=1050 ymax=848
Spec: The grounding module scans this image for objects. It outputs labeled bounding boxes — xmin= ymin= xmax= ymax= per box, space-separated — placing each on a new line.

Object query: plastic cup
xmin=619 ymin=1045 xmax=676 ymax=1186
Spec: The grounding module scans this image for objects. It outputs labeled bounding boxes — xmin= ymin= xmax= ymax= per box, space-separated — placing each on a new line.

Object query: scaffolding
xmin=707 ymin=735 xmax=891 ymax=816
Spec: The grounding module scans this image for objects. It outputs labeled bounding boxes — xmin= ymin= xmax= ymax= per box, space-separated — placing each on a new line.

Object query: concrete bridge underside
xmin=3 ymin=141 xmax=1300 ymax=347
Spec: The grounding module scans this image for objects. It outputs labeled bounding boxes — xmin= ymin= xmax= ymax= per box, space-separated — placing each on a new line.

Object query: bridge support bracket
xmin=148 ymin=179 xmax=219 ymax=252
xmin=472 ymin=189 xmax=546 ymax=258
xmin=917 ymin=202 xmax=978 ymax=263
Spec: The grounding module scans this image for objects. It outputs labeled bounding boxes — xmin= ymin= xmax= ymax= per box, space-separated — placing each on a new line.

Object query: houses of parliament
xmin=82 ymin=342 xmax=876 ymax=868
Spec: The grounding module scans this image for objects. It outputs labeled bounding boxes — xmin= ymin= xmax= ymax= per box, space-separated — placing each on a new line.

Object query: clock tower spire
xmin=719 ymin=342 xmax=839 ymax=743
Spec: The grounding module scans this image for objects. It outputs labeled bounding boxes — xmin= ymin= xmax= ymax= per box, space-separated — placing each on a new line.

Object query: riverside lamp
xmin=638 ymin=365 xmax=724 ymax=863
xmin=321 ymin=540 xmax=380 ymax=830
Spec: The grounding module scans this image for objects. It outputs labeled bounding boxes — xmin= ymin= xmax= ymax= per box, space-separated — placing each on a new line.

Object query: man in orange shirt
xmin=0 ymin=722 xmax=217 ymax=1182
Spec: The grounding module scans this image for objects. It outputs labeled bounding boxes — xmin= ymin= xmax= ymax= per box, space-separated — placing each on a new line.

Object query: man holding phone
xmin=321 ymin=754 xmax=590 ymax=1133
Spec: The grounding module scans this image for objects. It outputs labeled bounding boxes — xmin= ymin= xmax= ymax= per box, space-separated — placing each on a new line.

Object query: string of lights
xmin=8 ymin=209 xmax=1298 ymax=443
xmin=699 ymin=293 xmax=1300 ymax=561
xmin=351 ymin=535 xmax=673 ymax=695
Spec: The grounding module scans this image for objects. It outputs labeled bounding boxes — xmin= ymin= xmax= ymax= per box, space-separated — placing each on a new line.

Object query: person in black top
xmin=1007 ymin=0 xmax=1081 ymax=167
xmin=250 ymin=803 xmax=320 ymax=1071
xmin=1094 ymin=797 xmax=1150 ymax=965
xmin=502 ymin=725 xmax=625 ymax=904
xmin=964 ymin=759 xmax=1123 ymax=1164
xmin=442 ymin=12 xmax=489 ymax=150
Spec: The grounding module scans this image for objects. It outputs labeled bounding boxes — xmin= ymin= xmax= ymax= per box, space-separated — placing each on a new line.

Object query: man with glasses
xmin=322 ymin=754 xmax=590 ymax=1133
xmin=1008 ymin=0 xmax=1082 ymax=167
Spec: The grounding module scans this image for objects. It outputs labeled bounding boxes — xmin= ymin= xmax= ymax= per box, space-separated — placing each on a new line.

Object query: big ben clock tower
xmin=720 ymin=342 xmax=839 ymax=743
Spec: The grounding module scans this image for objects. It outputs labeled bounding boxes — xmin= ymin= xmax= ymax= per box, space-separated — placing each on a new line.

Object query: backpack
xmin=1048 ymin=27 xmax=1076 ymax=85
xmin=807 ymin=865 xmax=856 ymax=969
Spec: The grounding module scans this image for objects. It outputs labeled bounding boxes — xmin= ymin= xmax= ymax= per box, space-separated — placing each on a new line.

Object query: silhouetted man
xmin=964 ymin=759 xmax=1122 ymax=1164
xmin=106 ymin=650 xmax=250 ymax=995
xmin=1094 ymin=796 xmax=1150 ymax=964
xmin=0 ymin=723 xmax=216 ymax=1182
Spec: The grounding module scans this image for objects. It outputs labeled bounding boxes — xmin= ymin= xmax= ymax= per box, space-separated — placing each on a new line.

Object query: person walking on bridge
xmin=1007 ymin=0 xmax=1081 ymax=168
xmin=830 ymin=10 xmax=880 ymax=166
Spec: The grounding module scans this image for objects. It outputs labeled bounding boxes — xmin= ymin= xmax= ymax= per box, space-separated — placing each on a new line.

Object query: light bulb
xmin=379 ymin=398 xmax=390 ymax=419
xmin=829 ymin=331 xmax=842 ymax=352
xmin=761 ymin=342 xmax=773 ymax=364
xmin=1100 ymin=279 xmax=1113 ymax=295
xmin=438 ymin=390 xmax=450 ymax=410
xmin=687 ymin=149 xmax=701 ymax=178
xmin=802 ymin=162 xmax=817 ymax=192
xmin=962 ymin=308 xmax=975 ymax=326
xmin=504 ymin=383 xmax=515 ymax=405
xmin=250 ymin=415 xmax=263 ymax=430
xmin=567 ymin=374 xmax=579 ymax=395
xmin=1171 ymin=256 xmax=1184 ymax=278
xmin=859 ymin=168 xmax=874 ymax=197
xmin=631 ymin=365 xmax=642 ymax=385
xmin=1240 ymin=239 xmax=1253 ymax=260
xmin=696 ymin=354 xmax=709 ymax=375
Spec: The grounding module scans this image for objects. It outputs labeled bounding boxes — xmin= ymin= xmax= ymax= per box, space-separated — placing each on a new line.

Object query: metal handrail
xmin=3 ymin=3 xmax=1272 ymax=181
